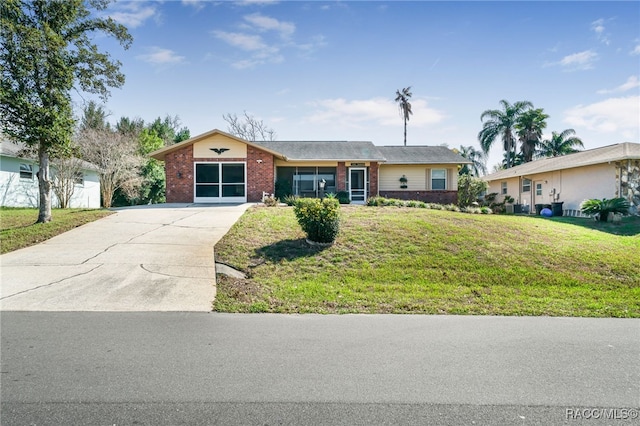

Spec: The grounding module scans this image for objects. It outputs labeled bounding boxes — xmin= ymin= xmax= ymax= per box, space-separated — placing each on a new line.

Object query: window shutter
xmin=447 ymin=169 xmax=453 ymax=190
xmin=426 ymin=168 xmax=431 ymax=190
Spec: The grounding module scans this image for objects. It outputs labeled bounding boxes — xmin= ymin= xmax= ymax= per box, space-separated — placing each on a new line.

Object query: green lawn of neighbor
xmin=213 ymin=206 xmax=640 ymax=317
xmin=0 ymin=207 xmax=113 ymax=254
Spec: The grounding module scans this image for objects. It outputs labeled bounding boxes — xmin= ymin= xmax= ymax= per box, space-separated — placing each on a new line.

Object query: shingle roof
xmin=254 ymin=141 xmax=386 ymax=161
xmin=1 ymin=139 xmax=99 ymax=171
xmin=482 ymin=142 xmax=640 ymax=181
xmin=376 ymin=146 xmax=472 ymax=164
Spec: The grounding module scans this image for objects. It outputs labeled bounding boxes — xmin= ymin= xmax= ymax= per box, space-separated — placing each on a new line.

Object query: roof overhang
xmin=149 ymin=129 xmax=287 ymax=161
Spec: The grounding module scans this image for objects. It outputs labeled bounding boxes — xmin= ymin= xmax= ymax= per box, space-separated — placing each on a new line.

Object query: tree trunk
xmin=403 ymin=119 xmax=407 ymax=146
xmin=37 ymin=144 xmax=52 ymax=223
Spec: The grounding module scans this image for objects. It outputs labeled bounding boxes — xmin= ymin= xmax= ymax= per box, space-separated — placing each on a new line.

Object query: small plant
xmin=580 ymin=197 xmax=630 ymax=222
xmin=282 ymin=194 xmax=299 ymax=206
xmin=444 ymin=204 xmax=461 ymax=212
xmin=263 ymin=194 xmax=279 ymax=207
xmin=480 ymin=206 xmax=493 ymax=214
xmin=336 ymin=191 xmax=351 ymax=204
xmin=406 ymin=200 xmax=418 ymax=208
xmin=293 ymin=198 xmax=340 ymax=243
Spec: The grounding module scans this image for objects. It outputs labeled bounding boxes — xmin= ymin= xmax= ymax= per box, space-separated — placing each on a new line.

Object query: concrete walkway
xmin=0 ymin=203 xmax=252 ymax=311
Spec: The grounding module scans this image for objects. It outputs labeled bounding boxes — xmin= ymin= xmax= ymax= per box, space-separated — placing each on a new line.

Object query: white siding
xmin=0 ymin=156 xmax=101 ymax=208
xmin=379 ymin=164 xmax=457 ymax=191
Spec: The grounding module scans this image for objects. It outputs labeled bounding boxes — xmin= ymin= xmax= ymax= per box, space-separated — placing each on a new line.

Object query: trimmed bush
xmin=336 ymin=191 xmax=351 ymax=204
xmin=293 ymin=198 xmax=340 ymax=243
xmin=283 ymin=194 xmax=299 ymax=206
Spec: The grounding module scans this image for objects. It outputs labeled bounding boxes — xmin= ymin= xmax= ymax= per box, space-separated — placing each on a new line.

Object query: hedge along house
xmin=149 ymin=129 xmax=470 ymax=204
xmin=482 ymin=142 xmax=640 ymax=216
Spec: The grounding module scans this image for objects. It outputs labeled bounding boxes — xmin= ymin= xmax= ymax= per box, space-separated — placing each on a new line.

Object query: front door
xmin=534 ymin=181 xmax=545 ymax=206
xmin=349 ymin=168 xmax=367 ymax=203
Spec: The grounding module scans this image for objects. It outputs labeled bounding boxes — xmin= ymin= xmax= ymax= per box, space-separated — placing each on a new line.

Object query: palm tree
xmin=395 ymin=87 xmax=412 ymax=146
xmin=516 ymin=108 xmax=548 ymax=162
xmin=457 ymin=145 xmax=487 ymax=176
xmin=537 ymin=129 xmax=584 ymax=158
xmin=478 ymin=99 xmax=533 ymax=168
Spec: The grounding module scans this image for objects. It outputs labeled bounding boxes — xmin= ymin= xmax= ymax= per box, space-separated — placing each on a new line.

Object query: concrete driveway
xmin=0 ymin=204 xmax=251 ymax=311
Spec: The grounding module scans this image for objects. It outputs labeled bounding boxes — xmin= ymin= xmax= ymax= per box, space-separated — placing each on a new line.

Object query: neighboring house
xmin=482 ymin=142 xmax=640 ymax=216
xmin=0 ymin=140 xmax=101 ymax=208
xmin=149 ymin=129 xmax=470 ymax=204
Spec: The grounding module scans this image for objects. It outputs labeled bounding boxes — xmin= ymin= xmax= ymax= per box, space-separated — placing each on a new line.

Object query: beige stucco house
xmin=482 ymin=142 xmax=640 ymax=216
xmin=150 ymin=129 xmax=470 ymax=204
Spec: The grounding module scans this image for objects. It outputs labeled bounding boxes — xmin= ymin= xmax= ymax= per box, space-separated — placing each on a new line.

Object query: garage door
xmin=194 ymin=162 xmax=246 ymax=203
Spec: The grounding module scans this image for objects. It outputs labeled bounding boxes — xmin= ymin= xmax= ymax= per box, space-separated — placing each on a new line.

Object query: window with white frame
xmin=73 ymin=171 xmax=84 ymax=186
xmin=536 ymin=183 xmax=543 ymax=196
xmin=431 ymin=169 xmax=447 ymax=190
xmin=20 ymin=163 xmax=33 ymax=179
xmin=522 ymin=178 xmax=531 ymax=192
xmin=501 ymin=182 xmax=508 ymax=195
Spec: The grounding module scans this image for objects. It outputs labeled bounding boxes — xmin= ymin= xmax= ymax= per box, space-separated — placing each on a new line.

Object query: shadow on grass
xmin=548 ymin=215 xmax=640 ymax=236
xmin=255 ymin=238 xmax=331 ymax=262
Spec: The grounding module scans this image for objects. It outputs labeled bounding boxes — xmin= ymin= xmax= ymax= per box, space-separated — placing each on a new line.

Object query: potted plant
xmin=399 ymin=175 xmax=408 ymax=189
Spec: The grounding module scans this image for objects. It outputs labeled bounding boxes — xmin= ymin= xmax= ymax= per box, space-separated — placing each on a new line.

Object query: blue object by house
xmin=541 ymin=208 xmax=553 ymax=217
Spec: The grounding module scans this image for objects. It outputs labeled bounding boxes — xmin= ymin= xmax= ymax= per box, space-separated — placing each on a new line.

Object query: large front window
xmin=276 ymin=167 xmax=336 ymax=198
xmin=195 ymin=162 xmax=245 ymax=201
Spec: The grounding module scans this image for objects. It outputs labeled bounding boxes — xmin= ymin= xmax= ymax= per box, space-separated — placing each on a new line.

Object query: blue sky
xmin=91 ymin=0 xmax=640 ymax=171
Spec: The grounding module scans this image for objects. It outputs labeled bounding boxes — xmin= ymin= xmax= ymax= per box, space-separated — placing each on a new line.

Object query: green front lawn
xmin=0 ymin=207 xmax=113 ymax=254
xmin=214 ymin=206 xmax=640 ymax=317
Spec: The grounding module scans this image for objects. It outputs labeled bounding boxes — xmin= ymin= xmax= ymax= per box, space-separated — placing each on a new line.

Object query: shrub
xmin=406 ymin=200 xmax=418 ymax=208
xmin=282 ymin=194 xmax=299 ymax=206
xmin=293 ymin=198 xmax=340 ymax=243
xmin=580 ymin=197 xmax=630 ymax=222
xmin=444 ymin=204 xmax=461 ymax=212
xmin=480 ymin=206 xmax=493 ymax=214
xmin=263 ymin=194 xmax=278 ymax=207
xmin=336 ymin=191 xmax=351 ymax=204
xmin=458 ymin=174 xmax=489 ymax=207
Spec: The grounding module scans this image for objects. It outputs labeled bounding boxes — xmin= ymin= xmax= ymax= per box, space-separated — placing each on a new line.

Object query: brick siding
xmin=164 ymin=144 xmax=275 ymax=203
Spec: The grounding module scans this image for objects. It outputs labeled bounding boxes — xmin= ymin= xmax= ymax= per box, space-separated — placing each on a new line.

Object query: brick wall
xmin=164 ymin=144 xmax=275 ymax=203
xmin=246 ymin=147 xmax=275 ymax=202
xmin=337 ymin=162 xmax=346 ymax=192
xmin=165 ymin=145 xmax=194 ymax=203
xmin=369 ymin=162 xmax=379 ymax=196
xmin=378 ymin=190 xmax=459 ymax=204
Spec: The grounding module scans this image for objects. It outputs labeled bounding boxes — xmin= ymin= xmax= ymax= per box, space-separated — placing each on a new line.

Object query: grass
xmin=213 ymin=206 xmax=640 ymax=317
xmin=0 ymin=207 xmax=113 ymax=254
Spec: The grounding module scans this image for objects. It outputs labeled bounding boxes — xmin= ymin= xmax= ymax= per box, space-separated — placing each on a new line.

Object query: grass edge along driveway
xmin=214 ymin=206 xmax=640 ymax=317
xmin=0 ymin=207 xmax=113 ymax=254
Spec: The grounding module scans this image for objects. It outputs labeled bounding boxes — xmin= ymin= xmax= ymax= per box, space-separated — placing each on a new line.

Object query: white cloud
xmin=590 ymin=18 xmax=610 ymax=45
xmin=631 ymin=45 xmax=640 ymax=55
xmin=244 ymin=13 xmax=295 ymax=38
xmin=212 ymin=31 xmax=270 ymax=51
xmin=559 ymin=50 xmax=598 ymax=70
xmin=182 ymin=0 xmax=205 ymax=11
xmin=235 ymin=0 xmax=280 ymax=6
xmin=108 ymin=3 xmax=157 ymax=29
xmin=137 ymin=47 xmax=186 ymax=65
xmin=564 ymin=96 xmax=640 ymax=137
xmin=305 ymin=97 xmax=445 ymax=129
xmin=597 ymin=76 xmax=640 ymax=94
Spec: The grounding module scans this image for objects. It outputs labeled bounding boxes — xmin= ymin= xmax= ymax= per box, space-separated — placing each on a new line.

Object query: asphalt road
xmin=1 ymin=313 xmax=638 ymax=425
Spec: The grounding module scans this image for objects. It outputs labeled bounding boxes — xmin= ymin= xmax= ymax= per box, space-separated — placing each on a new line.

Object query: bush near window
xmin=293 ymin=198 xmax=340 ymax=243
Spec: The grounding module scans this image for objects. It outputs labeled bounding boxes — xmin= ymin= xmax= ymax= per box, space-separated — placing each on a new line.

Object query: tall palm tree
xmin=457 ymin=145 xmax=487 ymax=176
xmin=537 ymin=129 xmax=584 ymax=158
xmin=395 ymin=87 xmax=412 ymax=146
xmin=516 ymin=108 xmax=548 ymax=162
xmin=478 ymin=99 xmax=533 ymax=168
